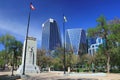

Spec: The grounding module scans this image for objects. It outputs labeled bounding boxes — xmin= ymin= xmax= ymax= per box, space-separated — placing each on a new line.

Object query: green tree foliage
xmin=87 ymin=16 xmax=120 ymax=73
xmin=94 ymin=45 xmax=107 ymax=72
xmin=0 ymin=34 xmax=15 ymax=52
xmin=79 ymin=54 xmax=96 ymax=72
xmin=51 ymin=47 xmax=78 ymax=71
xmin=37 ymin=49 xmax=52 ymax=69
xmin=52 ymin=47 xmax=64 ymax=70
xmin=0 ymin=50 xmax=6 ymax=69
xmin=10 ymin=40 xmax=23 ymax=68
xmin=66 ymin=49 xmax=79 ymax=69
xmin=0 ymin=34 xmax=23 ymax=69
xmin=108 ymin=18 xmax=120 ymax=71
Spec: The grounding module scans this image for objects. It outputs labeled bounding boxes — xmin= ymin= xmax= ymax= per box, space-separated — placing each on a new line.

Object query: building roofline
xmin=66 ymin=28 xmax=84 ymax=31
xmin=42 ymin=18 xmax=55 ymax=27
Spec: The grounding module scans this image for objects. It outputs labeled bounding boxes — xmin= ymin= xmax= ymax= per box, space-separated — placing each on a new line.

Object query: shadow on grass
xmin=58 ymin=79 xmax=98 ymax=80
xmin=32 ymin=77 xmax=98 ymax=80
xmin=0 ymin=75 xmax=21 ymax=80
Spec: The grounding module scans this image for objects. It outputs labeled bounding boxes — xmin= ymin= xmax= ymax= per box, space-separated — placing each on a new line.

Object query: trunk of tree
xmin=16 ymin=57 xmax=17 ymax=69
xmin=3 ymin=64 xmax=5 ymax=70
xmin=104 ymin=34 xmax=110 ymax=73
xmin=107 ymin=54 xmax=110 ymax=73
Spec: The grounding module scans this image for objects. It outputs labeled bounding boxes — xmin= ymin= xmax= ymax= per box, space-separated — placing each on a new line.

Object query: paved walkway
xmin=0 ymin=71 xmax=120 ymax=80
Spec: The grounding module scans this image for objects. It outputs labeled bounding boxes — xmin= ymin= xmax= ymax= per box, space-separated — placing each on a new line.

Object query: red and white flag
xmin=30 ymin=3 xmax=35 ymax=10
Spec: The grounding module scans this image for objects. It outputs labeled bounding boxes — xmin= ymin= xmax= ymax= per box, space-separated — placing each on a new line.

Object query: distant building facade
xmin=66 ymin=28 xmax=87 ymax=55
xmin=87 ymin=37 xmax=96 ymax=48
xmin=41 ymin=18 xmax=62 ymax=51
xmin=88 ymin=37 xmax=103 ymax=55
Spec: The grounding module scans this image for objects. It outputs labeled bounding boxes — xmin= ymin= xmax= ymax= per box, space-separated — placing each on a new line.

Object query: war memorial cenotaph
xmin=17 ymin=37 xmax=40 ymax=74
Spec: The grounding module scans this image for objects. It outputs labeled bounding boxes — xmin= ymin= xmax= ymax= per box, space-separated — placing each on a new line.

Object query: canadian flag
xmin=30 ymin=3 xmax=35 ymax=10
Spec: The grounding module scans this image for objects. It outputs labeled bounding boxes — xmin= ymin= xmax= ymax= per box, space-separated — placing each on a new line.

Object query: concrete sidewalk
xmin=0 ymin=71 xmax=120 ymax=80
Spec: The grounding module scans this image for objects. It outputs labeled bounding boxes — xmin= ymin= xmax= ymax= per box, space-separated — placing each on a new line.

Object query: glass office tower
xmin=41 ymin=18 xmax=62 ymax=51
xmin=66 ymin=28 xmax=87 ymax=55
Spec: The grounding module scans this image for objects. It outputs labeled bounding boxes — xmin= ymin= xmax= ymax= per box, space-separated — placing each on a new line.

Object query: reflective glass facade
xmin=41 ymin=18 xmax=62 ymax=51
xmin=66 ymin=28 xmax=87 ymax=55
xmin=87 ymin=38 xmax=96 ymax=48
xmin=88 ymin=37 xmax=103 ymax=55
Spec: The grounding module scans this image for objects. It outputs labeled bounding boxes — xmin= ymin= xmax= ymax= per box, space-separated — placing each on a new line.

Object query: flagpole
xmin=63 ymin=14 xmax=66 ymax=74
xmin=22 ymin=4 xmax=31 ymax=75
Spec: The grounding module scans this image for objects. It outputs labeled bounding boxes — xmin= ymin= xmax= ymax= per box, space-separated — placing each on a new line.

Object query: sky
xmin=0 ymin=0 xmax=120 ymax=49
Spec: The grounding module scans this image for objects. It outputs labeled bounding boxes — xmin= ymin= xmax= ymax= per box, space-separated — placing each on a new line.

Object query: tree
xmin=88 ymin=16 xmax=120 ymax=73
xmin=94 ymin=45 xmax=107 ymax=72
xmin=52 ymin=46 xmax=79 ymax=71
xmin=66 ymin=48 xmax=78 ymax=69
xmin=37 ymin=49 xmax=52 ymax=69
xmin=52 ymin=47 xmax=65 ymax=70
xmin=0 ymin=50 xmax=6 ymax=69
xmin=0 ymin=34 xmax=15 ymax=69
xmin=0 ymin=34 xmax=23 ymax=69
xmin=9 ymin=40 xmax=23 ymax=68
xmin=87 ymin=16 xmax=111 ymax=73
xmin=108 ymin=18 xmax=120 ymax=71
xmin=79 ymin=53 xmax=96 ymax=72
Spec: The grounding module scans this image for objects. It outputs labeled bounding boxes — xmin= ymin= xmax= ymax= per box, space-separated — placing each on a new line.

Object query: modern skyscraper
xmin=66 ymin=28 xmax=87 ymax=55
xmin=41 ymin=18 xmax=62 ymax=51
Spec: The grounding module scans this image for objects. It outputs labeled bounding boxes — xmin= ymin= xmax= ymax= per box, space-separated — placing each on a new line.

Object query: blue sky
xmin=0 ymin=0 xmax=120 ymax=48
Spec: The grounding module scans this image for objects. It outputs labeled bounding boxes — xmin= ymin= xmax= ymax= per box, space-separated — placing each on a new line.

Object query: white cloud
xmin=0 ymin=19 xmax=42 ymax=47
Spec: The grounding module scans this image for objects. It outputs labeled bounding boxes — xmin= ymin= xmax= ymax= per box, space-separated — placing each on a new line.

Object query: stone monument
xmin=17 ymin=37 xmax=40 ymax=74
